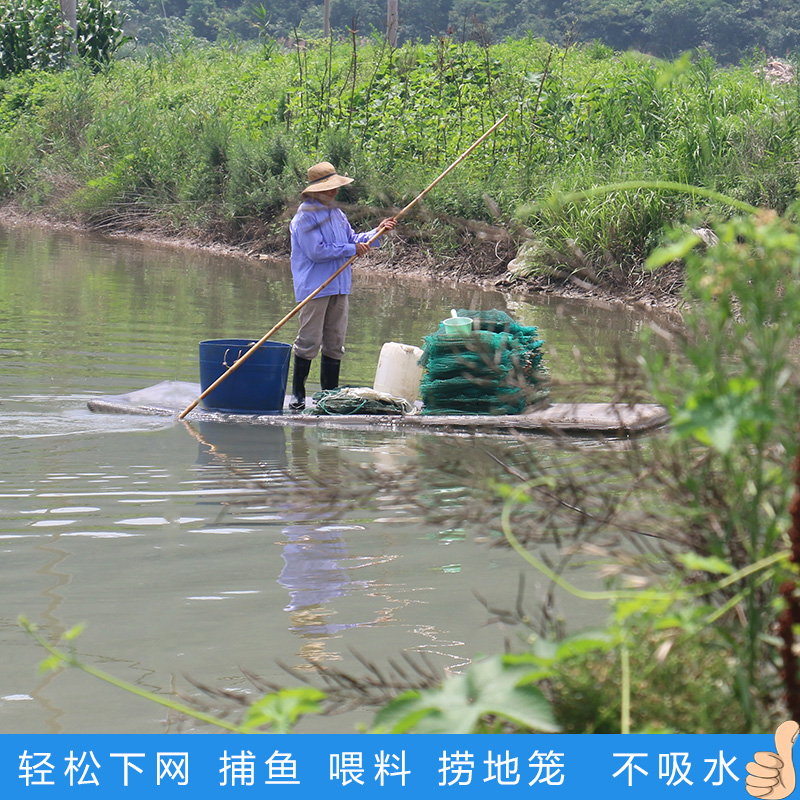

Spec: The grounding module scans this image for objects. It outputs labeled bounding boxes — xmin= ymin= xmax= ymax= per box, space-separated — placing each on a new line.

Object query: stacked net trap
xmin=419 ymin=309 xmax=548 ymax=415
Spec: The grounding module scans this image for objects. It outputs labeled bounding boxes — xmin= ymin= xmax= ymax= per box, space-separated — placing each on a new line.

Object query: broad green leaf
xmin=673 ymin=377 xmax=770 ymax=453
xmin=242 ymin=688 xmax=324 ymax=733
xmin=373 ymin=656 xmax=558 ymax=734
xmin=371 ymin=692 xmax=437 ymax=734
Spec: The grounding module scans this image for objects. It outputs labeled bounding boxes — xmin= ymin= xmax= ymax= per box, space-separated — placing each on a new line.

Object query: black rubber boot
xmin=289 ymin=355 xmax=312 ymax=412
xmin=319 ymin=355 xmax=341 ymax=391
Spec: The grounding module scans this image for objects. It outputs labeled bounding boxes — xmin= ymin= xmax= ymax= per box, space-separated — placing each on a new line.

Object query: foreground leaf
xmin=373 ymin=655 xmax=559 ymax=734
xmin=242 ymin=688 xmax=325 ymax=733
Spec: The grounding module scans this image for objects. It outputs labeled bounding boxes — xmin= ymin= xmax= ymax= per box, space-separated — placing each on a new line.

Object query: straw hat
xmin=303 ymin=161 xmax=354 ymax=193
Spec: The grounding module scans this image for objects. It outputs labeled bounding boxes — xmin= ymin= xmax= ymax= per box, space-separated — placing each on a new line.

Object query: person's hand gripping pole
xmin=356 ymin=217 xmax=397 ymax=257
xmin=747 ymin=720 xmax=800 ymax=799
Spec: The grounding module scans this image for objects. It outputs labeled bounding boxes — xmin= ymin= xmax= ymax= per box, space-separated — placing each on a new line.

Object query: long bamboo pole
xmin=178 ymin=114 xmax=508 ymax=420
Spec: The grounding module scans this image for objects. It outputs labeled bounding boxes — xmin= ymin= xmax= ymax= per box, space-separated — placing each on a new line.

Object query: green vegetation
xmin=0 ymin=37 xmax=797 ymax=287
xmin=639 ymin=207 xmax=800 ymax=727
xmin=123 ymin=0 xmax=800 ymax=65
xmin=501 ymin=200 xmax=800 ymax=732
xmin=0 ymin=0 xmax=129 ymax=77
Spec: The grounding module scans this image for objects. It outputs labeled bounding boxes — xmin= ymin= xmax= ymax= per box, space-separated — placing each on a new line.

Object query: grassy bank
xmin=0 ymin=38 xmax=797 ymax=288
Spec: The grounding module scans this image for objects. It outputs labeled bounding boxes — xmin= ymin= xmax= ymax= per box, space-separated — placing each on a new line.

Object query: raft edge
xmin=86 ymin=381 xmax=669 ymax=436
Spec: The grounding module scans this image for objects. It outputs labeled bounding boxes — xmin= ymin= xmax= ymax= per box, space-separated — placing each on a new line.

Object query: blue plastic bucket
xmin=199 ymin=339 xmax=291 ymax=414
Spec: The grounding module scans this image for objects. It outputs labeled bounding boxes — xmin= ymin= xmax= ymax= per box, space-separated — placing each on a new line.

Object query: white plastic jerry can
xmin=373 ymin=342 xmax=425 ymax=403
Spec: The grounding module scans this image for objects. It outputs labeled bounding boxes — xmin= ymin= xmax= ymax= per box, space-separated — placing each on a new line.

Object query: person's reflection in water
xmin=191 ymin=421 xmax=382 ymax=668
xmin=278 ymin=523 xmax=363 ymax=633
xmin=279 ymin=427 xmax=372 ymax=667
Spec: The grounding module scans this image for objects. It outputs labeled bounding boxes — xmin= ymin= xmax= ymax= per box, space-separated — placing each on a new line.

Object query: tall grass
xmin=0 ymin=37 xmax=796 ymax=271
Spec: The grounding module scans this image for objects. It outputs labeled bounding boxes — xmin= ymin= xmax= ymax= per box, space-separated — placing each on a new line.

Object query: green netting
xmin=310 ymin=387 xmax=415 ymax=416
xmin=419 ymin=309 xmax=549 ymax=415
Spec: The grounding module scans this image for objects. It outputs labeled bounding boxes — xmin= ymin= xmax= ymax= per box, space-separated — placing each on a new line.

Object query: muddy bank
xmin=0 ymin=204 xmax=683 ymax=311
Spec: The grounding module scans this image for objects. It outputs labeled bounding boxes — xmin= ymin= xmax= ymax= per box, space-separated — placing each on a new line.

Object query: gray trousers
xmin=292 ymin=294 xmax=349 ymax=360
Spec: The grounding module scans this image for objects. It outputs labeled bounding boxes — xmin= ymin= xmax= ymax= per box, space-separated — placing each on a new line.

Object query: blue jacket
xmin=289 ymin=198 xmax=380 ymax=302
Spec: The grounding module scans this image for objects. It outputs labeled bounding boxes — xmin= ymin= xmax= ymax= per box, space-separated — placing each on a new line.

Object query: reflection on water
xmin=193 ymin=420 xmax=288 ymax=470
xmin=280 ymin=524 xmax=351 ymax=615
xmin=0 ymin=222 xmax=661 ymax=733
xmin=187 ymin=420 xmax=467 ymax=674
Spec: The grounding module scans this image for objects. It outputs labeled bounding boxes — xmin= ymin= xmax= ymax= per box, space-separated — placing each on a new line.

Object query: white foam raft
xmin=86 ymin=381 xmax=670 ymax=437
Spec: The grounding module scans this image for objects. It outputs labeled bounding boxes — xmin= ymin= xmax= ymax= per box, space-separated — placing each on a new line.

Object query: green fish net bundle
xmin=309 ymin=387 xmax=414 ymax=416
xmin=419 ymin=309 xmax=549 ymax=415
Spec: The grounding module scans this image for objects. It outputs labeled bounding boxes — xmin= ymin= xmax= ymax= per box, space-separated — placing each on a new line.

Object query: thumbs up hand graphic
xmin=747 ymin=721 xmax=800 ymax=798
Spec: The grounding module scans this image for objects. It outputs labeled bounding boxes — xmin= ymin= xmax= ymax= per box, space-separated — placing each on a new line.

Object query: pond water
xmin=0 ymin=220 xmax=659 ymax=733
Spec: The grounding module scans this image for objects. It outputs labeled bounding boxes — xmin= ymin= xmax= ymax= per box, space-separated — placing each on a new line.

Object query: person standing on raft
xmin=288 ymin=161 xmax=397 ymax=412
